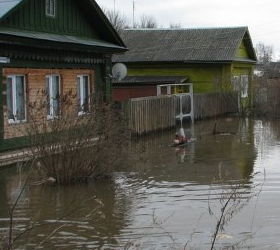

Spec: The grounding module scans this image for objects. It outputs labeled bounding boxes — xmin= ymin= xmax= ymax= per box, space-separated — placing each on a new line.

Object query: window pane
xmin=46 ymin=0 xmax=50 ymax=14
xmin=15 ymin=76 xmax=25 ymax=120
xmin=50 ymin=0 xmax=55 ymax=15
xmin=82 ymin=76 xmax=89 ymax=109
xmin=45 ymin=77 xmax=50 ymax=116
xmin=6 ymin=77 xmax=14 ymax=120
xmin=46 ymin=0 xmax=56 ymax=16
xmin=52 ymin=76 xmax=60 ymax=117
xmin=77 ymin=77 xmax=81 ymax=106
xmin=52 ymin=76 xmax=59 ymax=99
xmin=77 ymin=75 xmax=90 ymax=113
xmin=241 ymin=75 xmax=248 ymax=98
xmin=232 ymin=76 xmax=240 ymax=92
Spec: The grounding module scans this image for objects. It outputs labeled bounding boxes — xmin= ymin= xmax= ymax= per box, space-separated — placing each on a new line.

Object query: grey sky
xmin=96 ymin=0 xmax=280 ymax=59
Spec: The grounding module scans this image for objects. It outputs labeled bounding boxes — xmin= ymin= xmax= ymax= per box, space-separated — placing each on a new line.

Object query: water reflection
xmin=0 ymin=168 xmax=134 ymax=249
xmin=1 ymin=117 xmax=280 ymax=249
xmin=132 ymin=117 xmax=256 ymax=183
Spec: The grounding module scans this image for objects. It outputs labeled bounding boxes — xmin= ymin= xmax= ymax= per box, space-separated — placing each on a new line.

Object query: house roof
xmin=0 ymin=27 xmax=126 ymax=52
xmin=0 ymin=0 xmax=127 ymax=53
xmin=114 ymin=27 xmax=257 ymax=63
xmin=113 ymin=75 xmax=188 ymax=85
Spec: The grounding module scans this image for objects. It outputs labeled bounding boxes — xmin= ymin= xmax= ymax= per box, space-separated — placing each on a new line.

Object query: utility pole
xmin=113 ymin=0 xmax=115 ymax=15
xmin=133 ymin=1 xmax=135 ymax=28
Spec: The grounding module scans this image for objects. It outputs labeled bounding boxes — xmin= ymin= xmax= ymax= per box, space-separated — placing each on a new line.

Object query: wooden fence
xmin=124 ymin=93 xmax=238 ymax=135
xmin=194 ymin=93 xmax=238 ymax=120
xmin=124 ymin=95 xmax=176 ymax=135
xmin=254 ymin=79 xmax=280 ymax=118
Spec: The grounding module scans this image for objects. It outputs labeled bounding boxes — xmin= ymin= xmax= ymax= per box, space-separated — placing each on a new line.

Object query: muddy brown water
xmin=0 ymin=118 xmax=280 ymax=250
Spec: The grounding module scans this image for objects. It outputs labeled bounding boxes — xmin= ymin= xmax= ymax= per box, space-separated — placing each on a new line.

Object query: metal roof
xmin=0 ymin=0 xmax=23 ymax=19
xmin=113 ymin=75 xmax=188 ymax=85
xmin=0 ymin=28 xmax=126 ymax=51
xmin=114 ymin=27 xmax=257 ymax=63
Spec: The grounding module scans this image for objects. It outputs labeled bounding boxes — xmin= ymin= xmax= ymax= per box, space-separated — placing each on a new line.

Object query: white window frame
xmin=232 ymin=75 xmax=249 ymax=98
xmin=240 ymin=75 xmax=249 ymax=98
xmin=6 ymin=75 xmax=27 ymax=124
xmin=77 ymin=75 xmax=90 ymax=116
xmin=46 ymin=75 xmax=60 ymax=120
xmin=45 ymin=0 xmax=56 ymax=17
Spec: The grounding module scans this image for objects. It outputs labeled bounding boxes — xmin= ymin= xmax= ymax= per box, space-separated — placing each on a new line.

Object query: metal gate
xmin=157 ymin=83 xmax=194 ymax=123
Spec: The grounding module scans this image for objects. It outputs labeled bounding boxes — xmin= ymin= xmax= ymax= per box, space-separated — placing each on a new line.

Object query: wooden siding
xmin=128 ymin=64 xmax=223 ymax=93
xmin=0 ymin=0 xmax=99 ymax=38
xmin=2 ymin=68 xmax=95 ymax=139
xmin=236 ymin=41 xmax=250 ymax=59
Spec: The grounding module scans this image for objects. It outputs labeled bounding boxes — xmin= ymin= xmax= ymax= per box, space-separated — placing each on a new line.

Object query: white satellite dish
xmin=112 ymin=63 xmax=127 ymax=81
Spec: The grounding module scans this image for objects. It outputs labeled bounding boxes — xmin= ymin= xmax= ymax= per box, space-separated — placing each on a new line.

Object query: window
xmin=77 ymin=75 xmax=90 ymax=115
xmin=240 ymin=75 xmax=249 ymax=98
xmin=232 ymin=76 xmax=240 ymax=92
xmin=46 ymin=75 xmax=60 ymax=119
xmin=232 ymin=75 xmax=249 ymax=98
xmin=46 ymin=0 xmax=56 ymax=17
xmin=6 ymin=75 xmax=26 ymax=124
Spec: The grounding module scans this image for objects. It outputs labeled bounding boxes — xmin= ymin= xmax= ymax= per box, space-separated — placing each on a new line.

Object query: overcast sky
xmin=96 ymin=0 xmax=280 ymax=60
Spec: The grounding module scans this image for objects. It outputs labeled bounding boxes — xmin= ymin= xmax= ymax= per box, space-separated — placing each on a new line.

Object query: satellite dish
xmin=112 ymin=63 xmax=127 ymax=81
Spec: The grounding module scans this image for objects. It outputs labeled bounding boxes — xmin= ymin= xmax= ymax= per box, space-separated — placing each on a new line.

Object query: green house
xmin=0 ymin=0 xmax=127 ymax=152
xmin=113 ymin=27 xmax=257 ymax=105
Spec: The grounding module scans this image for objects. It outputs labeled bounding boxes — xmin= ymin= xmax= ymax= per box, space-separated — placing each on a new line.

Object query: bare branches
xmin=102 ymin=8 xmax=129 ymax=32
xmin=208 ymin=171 xmax=263 ymax=250
xmin=25 ymin=90 xmax=130 ymax=184
xmin=255 ymin=43 xmax=274 ymax=65
xmin=138 ymin=15 xmax=158 ymax=29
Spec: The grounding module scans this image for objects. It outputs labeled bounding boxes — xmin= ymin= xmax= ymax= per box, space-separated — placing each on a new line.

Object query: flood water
xmin=1 ymin=117 xmax=280 ymax=250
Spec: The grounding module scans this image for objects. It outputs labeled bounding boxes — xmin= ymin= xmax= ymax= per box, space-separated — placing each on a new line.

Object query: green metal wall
xmin=127 ymin=63 xmax=225 ymax=93
xmin=127 ymin=61 xmax=254 ymax=94
xmin=236 ymin=41 xmax=250 ymax=59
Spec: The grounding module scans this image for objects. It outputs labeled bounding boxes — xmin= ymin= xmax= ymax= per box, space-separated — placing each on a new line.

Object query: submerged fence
xmin=124 ymin=96 xmax=176 ymax=135
xmin=194 ymin=93 xmax=238 ymax=120
xmin=124 ymin=92 xmax=238 ymax=135
xmin=254 ymin=78 xmax=280 ymax=118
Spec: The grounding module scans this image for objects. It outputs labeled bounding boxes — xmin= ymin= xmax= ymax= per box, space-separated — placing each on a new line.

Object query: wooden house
xmin=113 ymin=27 xmax=257 ymax=104
xmin=0 ymin=0 xmax=127 ymax=151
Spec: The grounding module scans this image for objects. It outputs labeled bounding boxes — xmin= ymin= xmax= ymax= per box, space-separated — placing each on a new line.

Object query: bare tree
xmin=169 ymin=22 xmax=181 ymax=29
xmin=255 ymin=42 xmax=274 ymax=64
xmin=102 ymin=8 xmax=129 ymax=32
xmin=137 ymin=14 xmax=157 ymax=28
xmin=24 ymin=91 xmax=130 ymax=185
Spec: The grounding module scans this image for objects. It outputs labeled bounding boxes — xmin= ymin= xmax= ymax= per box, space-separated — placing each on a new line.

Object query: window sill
xmin=8 ymin=119 xmax=27 ymax=125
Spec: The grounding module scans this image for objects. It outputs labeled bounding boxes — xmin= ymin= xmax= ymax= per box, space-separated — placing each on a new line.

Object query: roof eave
xmin=113 ymin=60 xmax=235 ymax=64
xmin=0 ymin=31 xmax=128 ymax=54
